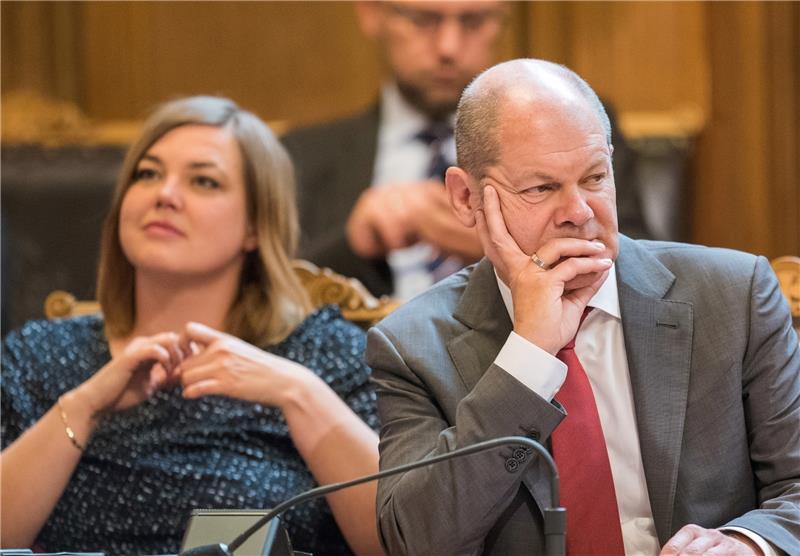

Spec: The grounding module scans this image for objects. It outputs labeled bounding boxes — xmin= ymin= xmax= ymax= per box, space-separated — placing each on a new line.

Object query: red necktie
xmin=551 ymin=308 xmax=625 ymax=555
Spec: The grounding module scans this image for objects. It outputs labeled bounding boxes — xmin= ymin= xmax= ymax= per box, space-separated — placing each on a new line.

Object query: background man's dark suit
xmin=282 ymin=102 xmax=650 ymax=297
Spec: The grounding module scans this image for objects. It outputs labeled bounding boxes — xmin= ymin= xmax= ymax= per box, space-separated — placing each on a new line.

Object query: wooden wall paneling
xmin=764 ymin=2 xmax=800 ymax=257
xmin=694 ymin=3 xmax=768 ymax=254
xmin=693 ymin=2 xmax=798 ymax=259
xmin=564 ymin=2 xmax=708 ymax=116
xmin=2 ymin=2 xmax=51 ymax=93
xmin=4 ymin=1 xmax=795 ymax=260
xmin=79 ymin=2 xmax=385 ymax=125
xmin=50 ymin=2 xmax=83 ymax=105
xmin=524 ymin=2 xmax=571 ymax=63
xmin=76 ymin=1 xmax=528 ymax=127
xmin=523 ymin=2 xmax=708 ymax=115
xmin=80 ymin=2 xmax=154 ymax=120
xmin=2 ymin=2 xmax=82 ymax=101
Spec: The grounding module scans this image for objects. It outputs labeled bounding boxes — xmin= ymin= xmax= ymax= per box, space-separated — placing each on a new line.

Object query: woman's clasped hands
xmin=79 ymin=324 xmax=304 ymax=420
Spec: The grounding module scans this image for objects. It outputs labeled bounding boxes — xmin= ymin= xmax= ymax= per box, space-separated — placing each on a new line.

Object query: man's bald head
xmin=455 ymin=59 xmax=612 ymax=178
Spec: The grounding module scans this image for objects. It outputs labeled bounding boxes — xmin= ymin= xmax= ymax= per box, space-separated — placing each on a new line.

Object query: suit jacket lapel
xmin=448 ymin=259 xmax=513 ymax=392
xmin=445 ymin=242 xmax=695 ymax=533
xmin=617 ymin=236 xmax=694 ymax=543
xmin=448 ymin=260 xmax=556 ymax=513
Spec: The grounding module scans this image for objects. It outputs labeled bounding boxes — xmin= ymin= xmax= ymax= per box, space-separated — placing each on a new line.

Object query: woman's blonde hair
xmin=97 ymin=95 xmax=311 ymax=345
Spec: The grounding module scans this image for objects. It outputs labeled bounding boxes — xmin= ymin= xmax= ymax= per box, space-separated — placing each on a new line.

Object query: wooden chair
xmin=44 ymin=260 xmax=400 ymax=328
xmin=772 ymin=256 xmax=800 ymax=335
xmin=45 ymin=256 xmax=798 ymax=333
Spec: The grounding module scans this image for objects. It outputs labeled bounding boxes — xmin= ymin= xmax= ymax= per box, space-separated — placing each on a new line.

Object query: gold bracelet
xmin=57 ymin=395 xmax=85 ymax=452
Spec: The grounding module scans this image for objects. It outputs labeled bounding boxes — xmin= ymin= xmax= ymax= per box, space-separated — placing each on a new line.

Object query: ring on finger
xmin=530 ymin=252 xmax=549 ymax=270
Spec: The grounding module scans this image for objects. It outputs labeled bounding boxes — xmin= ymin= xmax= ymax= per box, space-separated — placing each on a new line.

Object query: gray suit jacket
xmin=281 ymin=103 xmax=650 ymax=298
xmin=367 ymin=236 xmax=800 ymax=555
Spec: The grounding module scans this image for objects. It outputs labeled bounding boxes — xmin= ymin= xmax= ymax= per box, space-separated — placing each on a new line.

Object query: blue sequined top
xmin=1 ymin=306 xmax=378 ymax=555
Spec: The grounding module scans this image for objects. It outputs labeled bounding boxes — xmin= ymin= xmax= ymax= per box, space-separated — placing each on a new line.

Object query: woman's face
xmin=119 ymin=124 xmax=257 ymax=281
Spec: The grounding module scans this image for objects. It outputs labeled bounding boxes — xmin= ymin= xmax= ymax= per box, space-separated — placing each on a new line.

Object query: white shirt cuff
xmin=494 ymin=331 xmax=567 ymax=401
xmin=721 ymin=526 xmax=778 ymax=556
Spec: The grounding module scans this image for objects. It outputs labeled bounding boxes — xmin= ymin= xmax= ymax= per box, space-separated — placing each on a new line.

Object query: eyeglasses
xmin=386 ymin=3 xmax=505 ymax=35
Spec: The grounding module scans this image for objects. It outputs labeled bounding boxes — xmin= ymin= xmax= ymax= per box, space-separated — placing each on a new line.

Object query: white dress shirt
xmin=372 ymin=83 xmax=456 ymax=301
xmin=493 ymin=266 xmax=774 ymax=555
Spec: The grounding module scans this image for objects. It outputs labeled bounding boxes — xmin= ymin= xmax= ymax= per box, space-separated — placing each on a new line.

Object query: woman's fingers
xmin=128 ymin=332 xmax=185 ymax=371
xmin=182 ymin=322 xmax=225 ymax=348
xmin=126 ymin=342 xmax=172 ymax=372
xmin=148 ymin=364 xmax=168 ymax=393
xmin=182 ymin=378 xmax=222 ymax=399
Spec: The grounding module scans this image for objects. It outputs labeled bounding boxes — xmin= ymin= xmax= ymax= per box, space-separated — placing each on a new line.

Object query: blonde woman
xmin=1 ymin=96 xmax=382 ymax=556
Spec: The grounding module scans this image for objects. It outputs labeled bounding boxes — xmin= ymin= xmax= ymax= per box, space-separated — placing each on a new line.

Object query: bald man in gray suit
xmin=368 ymin=59 xmax=800 ymax=556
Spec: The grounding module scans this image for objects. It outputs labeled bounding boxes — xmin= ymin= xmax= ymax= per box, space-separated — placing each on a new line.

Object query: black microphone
xmin=179 ymin=435 xmax=565 ymax=556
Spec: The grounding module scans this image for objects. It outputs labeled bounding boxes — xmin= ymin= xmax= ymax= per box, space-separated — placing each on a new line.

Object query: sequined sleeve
xmin=1 ymin=325 xmax=37 ymax=448
xmin=270 ymin=306 xmax=380 ymax=432
xmin=1 ymin=317 xmax=105 ymax=450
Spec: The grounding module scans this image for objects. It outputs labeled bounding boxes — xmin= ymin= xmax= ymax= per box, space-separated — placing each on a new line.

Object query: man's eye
xmin=519 ymin=184 xmax=555 ymax=202
xmin=587 ymin=173 xmax=606 ymax=184
xmin=193 ymin=176 xmax=221 ymax=189
xmin=133 ymin=168 xmax=158 ymax=181
xmin=410 ymin=12 xmax=441 ymax=29
xmin=460 ymin=13 xmax=489 ymax=31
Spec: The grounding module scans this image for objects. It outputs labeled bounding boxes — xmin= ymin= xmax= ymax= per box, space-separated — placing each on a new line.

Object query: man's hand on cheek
xmin=475 ymin=186 xmax=611 ymax=355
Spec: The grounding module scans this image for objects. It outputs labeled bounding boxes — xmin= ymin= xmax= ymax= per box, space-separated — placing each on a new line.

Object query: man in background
xmin=282 ymin=1 xmax=650 ymax=300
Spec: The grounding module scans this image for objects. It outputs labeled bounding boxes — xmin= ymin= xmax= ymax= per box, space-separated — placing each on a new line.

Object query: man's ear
xmin=355 ymin=1 xmax=382 ymax=39
xmin=445 ymin=167 xmax=479 ymax=227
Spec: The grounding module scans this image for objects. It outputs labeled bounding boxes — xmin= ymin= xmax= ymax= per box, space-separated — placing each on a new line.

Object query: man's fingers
xmin=479 ymin=186 xmax=528 ymax=268
xmin=376 ymin=218 xmax=418 ymax=251
xmin=481 ymin=186 xmax=518 ymax=251
xmin=660 ymin=525 xmax=703 ymax=555
xmin=681 ymin=534 xmax=721 ymax=555
xmin=534 ymin=238 xmax=606 ymax=269
xmin=660 ymin=525 xmax=756 ymax=556
xmin=564 ymin=269 xmax=609 ymax=307
xmin=549 ymin=256 xmax=612 ymax=284
xmin=475 ymin=206 xmax=510 ymax=276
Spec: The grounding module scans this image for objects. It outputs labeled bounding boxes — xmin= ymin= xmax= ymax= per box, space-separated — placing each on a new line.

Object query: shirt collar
xmin=495 ymin=264 xmax=621 ymax=322
xmin=378 ymin=81 xmax=456 ymax=147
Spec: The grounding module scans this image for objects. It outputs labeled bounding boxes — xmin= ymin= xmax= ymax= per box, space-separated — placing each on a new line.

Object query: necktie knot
xmin=415 ymin=121 xmax=453 ymax=146
xmin=416 ymin=122 xmax=453 ymax=183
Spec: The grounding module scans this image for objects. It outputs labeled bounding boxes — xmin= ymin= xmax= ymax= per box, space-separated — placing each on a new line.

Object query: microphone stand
xmin=180 ymin=436 xmax=565 ymax=556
